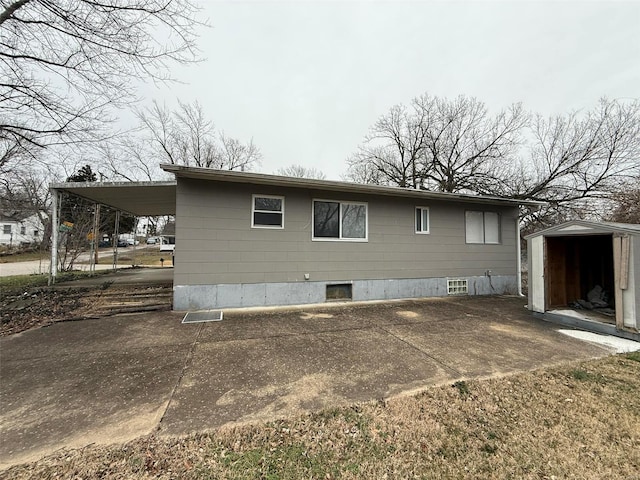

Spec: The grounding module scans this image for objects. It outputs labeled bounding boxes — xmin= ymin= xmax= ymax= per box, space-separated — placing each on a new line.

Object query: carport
xmin=526 ymin=220 xmax=639 ymax=338
xmin=49 ymin=181 xmax=177 ymax=283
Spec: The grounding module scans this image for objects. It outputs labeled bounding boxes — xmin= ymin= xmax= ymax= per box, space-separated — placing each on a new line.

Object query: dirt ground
xmin=2 ymin=352 xmax=638 ymax=480
xmin=0 ymin=284 xmax=171 ymax=336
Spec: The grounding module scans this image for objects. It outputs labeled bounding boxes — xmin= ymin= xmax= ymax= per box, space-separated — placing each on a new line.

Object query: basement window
xmin=252 ymin=195 xmax=284 ymax=229
xmin=326 ymin=283 xmax=353 ymax=301
xmin=447 ymin=279 xmax=468 ymax=295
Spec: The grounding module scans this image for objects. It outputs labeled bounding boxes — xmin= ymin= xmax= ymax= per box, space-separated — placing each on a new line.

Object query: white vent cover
xmin=447 ymin=279 xmax=468 ymax=295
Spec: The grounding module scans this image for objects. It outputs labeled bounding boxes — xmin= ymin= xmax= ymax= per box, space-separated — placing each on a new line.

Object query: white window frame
xmin=415 ymin=206 xmax=430 ymax=234
xmin=251 ymin=194 xmax=285 ymax=229
xmin=465 ymin=211 xmax=501 ymax=244
xmin=312 ymin=199 xmax=368 ymax=242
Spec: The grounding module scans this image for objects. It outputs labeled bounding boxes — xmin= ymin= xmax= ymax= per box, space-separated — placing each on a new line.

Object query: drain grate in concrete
xmin=182 ymin=310 xmax=224 ymax=324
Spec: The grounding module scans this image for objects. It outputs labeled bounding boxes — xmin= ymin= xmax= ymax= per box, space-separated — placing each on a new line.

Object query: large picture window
xmin=465 ymin=211 xmax=500 ymax=244
xmin=313 ymin=200 xmax=367 ymax=241
xmin=252 ymin=195 xmax=284 ymax=228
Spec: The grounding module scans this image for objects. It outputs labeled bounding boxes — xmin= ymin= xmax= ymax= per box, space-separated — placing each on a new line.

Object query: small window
xmin=313 ymin=200 xmax=367 ymax=241
xmin=415 ymin=207 xmax=430 ymax=234
xmin=2 ymin=225 xmax=10 ymax=234
xmin=465 ymin=211 xmax=500 ymax=244
xmin=252 ymin=195 xmax=284 ymax=229
xmin=34 ymin=230 xmax=40 ymax=237
xmin=20 ymin=226 xmax=26 ymax=235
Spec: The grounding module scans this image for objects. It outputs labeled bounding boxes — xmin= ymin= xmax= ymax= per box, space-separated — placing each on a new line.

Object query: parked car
xmin=127 ymin=238 xmax=140 ymax=246
xmin=117 ymin=238 xmax=128 ymax=247
xmin=98 ymin=239 xmax=111 ymax=248
xmin=146 ymin=237 xmax=157 ymax=245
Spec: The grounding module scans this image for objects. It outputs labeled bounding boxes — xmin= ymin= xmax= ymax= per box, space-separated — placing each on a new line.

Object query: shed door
xmin=529 ymin=236 xmax=545 ymax=312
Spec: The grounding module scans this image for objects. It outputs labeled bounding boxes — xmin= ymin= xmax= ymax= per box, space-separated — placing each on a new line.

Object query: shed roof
xmin=161 ymin=164 xmax=543 ymax=208
xmin=525 ymin=220 xmax=640 ymax=239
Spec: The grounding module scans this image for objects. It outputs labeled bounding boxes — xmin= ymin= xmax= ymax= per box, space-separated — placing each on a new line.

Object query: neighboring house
xmin=526 ymin=220 xmax=639 ymax=338
xmin=161 ymin=165 xmax=540 ymax=311
xmin=0 ymin=212 xmax=45 ymax=247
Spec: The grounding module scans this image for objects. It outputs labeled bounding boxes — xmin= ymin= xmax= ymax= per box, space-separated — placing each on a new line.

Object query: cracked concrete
xmin=0 ymin=295 xmax=613 ymax=469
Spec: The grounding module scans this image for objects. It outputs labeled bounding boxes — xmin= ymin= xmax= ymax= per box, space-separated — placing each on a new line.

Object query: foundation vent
xmin=326 ymin=283 xmax=353 ymax=301
xmin=447 ymin=279 xmax=468 ymax=295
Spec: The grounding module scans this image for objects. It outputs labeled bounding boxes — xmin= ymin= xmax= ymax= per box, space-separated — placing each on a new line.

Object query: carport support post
xmin=49 ymin=189 xmax=60 ymax=286
xmin=112 ymin=210 xmax=120 ymax=271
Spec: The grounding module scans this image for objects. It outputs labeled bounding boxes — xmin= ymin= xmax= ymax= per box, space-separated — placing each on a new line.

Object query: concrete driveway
xmin=0 ymin=296 xmax=615 ymax=468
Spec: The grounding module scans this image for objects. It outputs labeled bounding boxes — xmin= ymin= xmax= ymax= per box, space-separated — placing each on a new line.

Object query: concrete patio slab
xmin=0 ymin=296 xmax=617 ymax=469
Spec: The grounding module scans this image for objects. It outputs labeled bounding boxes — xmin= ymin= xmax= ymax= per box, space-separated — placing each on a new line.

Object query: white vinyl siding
xmin=313 ymin=200 xmax=368 ymax=241
xmin=466 ymin=211 xmax=500 ymax=244
xmin=415 ymin=207 xmax=430 ymax=234
xmin=252 ymin=195 xmax=284 ymax=229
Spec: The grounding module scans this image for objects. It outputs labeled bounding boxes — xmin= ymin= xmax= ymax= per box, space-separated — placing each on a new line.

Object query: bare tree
xmin=276 ymin=164 xmax=326 ymax=180
xmin=137 ymin=100 xmax=262 ymax=171
xmin=0 ymin=138 xmax=51 ymax=236
xmin=419 ymin=95 xmax=527 ymax=193
xmin=346 ymin=94 xmax=638 ymax=229
xmin=0 ymin=0 xmax=203 ymax=149
xmin=607 ymin=178 xmax=640 ymax=224
xmin=345 ymin=102 xmax=429 ymax=188
xmin=345 ymin=94 xmax=527 ymax=191
xmin=495 ymin=98 xmax=640 ymax=228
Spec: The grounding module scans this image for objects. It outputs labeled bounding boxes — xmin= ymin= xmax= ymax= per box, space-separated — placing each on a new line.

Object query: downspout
xmin=516 ymin=216 xmax=523 ymax=296
xmin=49 ymin=189 xmax=60 ymax=286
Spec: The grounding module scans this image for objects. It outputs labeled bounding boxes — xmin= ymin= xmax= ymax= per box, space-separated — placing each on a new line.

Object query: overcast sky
xmin=146 ymin=0 xmax=640 ymax=180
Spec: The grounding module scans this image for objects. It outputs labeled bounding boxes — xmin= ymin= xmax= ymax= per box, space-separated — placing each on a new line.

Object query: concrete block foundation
xmin=173 ymin=275 xmax=518 ymax=311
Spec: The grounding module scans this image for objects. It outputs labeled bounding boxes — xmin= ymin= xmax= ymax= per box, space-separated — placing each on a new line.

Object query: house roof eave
xmin=160 ymin=164 xmax=543 ymax=208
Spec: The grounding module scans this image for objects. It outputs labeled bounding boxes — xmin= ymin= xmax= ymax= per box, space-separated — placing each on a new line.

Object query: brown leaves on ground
xmin=0 ymin=289 xmax=86 ymax=336
xmin=0 ymin=285 xmax=171 ymax=336
xmin=2 ymin=353 xmax=639 ymax=479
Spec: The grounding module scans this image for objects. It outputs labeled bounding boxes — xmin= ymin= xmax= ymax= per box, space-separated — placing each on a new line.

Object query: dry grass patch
xmin=2 ymin=353 xmax=639 ymax=479
xmin=86 ymin=248 xmax=171 ymax=267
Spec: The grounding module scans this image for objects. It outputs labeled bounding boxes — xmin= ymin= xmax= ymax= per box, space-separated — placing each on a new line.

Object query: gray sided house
xmin=162 ymin=165 xmax=537 ymax=311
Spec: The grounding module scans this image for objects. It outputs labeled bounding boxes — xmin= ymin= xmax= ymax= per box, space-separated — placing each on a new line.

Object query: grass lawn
xmin=0 ymin=270 xmax=112 ymax=294
xmin=0 ymin=250 xmax=48 ymax=263
xmin=2 ymin=352 xmax=639 ymax=479
xmin=0 ymin=247 xmax=169 ymax=267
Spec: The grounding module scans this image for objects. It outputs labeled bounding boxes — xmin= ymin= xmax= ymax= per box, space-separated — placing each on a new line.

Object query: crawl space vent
xmin=326 ymin=283 xmax=353 ymax=301
xmin=182 ymin=310 xmax=224 ymax=324
xmin=447 ymin=279 xmax=468 ymax=295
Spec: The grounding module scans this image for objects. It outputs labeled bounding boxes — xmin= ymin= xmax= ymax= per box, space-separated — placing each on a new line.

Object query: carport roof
xmin=50 ymin=164 xmax=545 ymax=216
xmin=50 ymin=181 xmax=176 ymax=216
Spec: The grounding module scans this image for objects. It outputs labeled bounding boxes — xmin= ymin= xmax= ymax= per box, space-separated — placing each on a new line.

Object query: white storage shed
xmin=526 ymin=220 xmax=639 ymax=338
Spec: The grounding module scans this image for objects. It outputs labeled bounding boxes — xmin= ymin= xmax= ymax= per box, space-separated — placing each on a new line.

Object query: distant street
xmin=0 ymin=248 xmax=138 ymax=277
